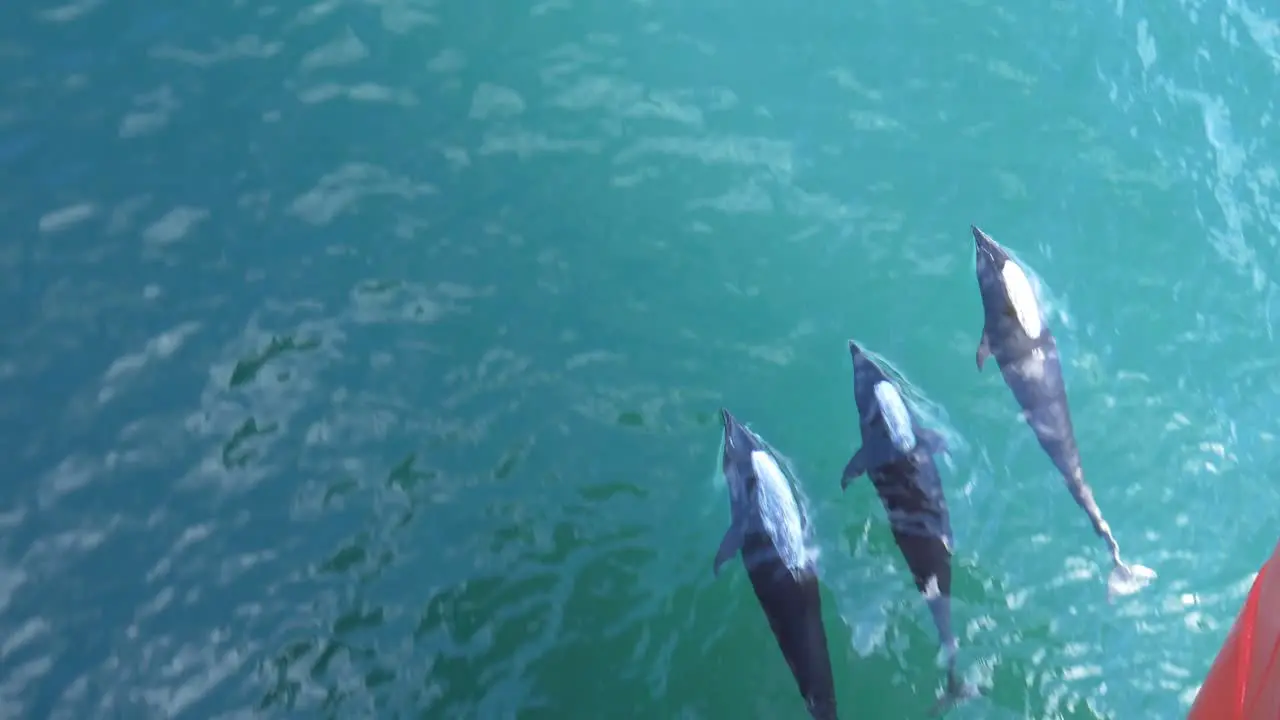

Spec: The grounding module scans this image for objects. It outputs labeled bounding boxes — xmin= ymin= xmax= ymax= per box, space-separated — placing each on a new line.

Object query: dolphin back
xmin=844 ymin=349 xmax=957 ymax=486
xmin=874 ymin=380 xmax=917 ymax=454
xmin=853 ymin=345 xmax=958 ymax=445
xmin=750 ymin=448 xmax=811 ymax=573
xmin=1000 ymin=259 xmax=1045 ymax=339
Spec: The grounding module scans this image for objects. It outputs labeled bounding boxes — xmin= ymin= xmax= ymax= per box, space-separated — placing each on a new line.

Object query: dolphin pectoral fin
xmin=918 ymin=427 xmax=948 ymax=456
xmin=844 ymin=443 xmax=898 ymax=488
xmin=712 ymin=521 xmax=744 ymax=576
xmin=841 ymin=448 xmax=869 ymax=489
xmin=976 ymin=331 xmax=990 ymax=371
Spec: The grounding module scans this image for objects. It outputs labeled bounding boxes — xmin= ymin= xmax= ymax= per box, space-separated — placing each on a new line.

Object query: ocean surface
xmin=3 ymin=0 xmax=1280 ymax=718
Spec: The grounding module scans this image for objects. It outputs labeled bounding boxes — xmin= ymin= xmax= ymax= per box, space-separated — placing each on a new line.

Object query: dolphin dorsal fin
xmin=917 ymin=426 xmax=948 ymax=456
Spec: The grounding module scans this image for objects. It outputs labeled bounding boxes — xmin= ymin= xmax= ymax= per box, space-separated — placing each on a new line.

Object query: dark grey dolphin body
xmin=840 ymin=341 xmax=978 ymax=712
xmin=970 ymin=225 xmax=1155 ymax=599
xmin=715 ymin=408 xmax=838 ymax=720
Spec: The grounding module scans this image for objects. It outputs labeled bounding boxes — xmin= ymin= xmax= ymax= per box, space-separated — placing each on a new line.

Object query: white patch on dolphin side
xmin=922 ymin=574 xmax=941 ymax=600
xmin=750 ymin=449 xmax=807 ymax=571
xmin=1001 ymin=260 xmax=1044 ymax=339
xmin=874 ymin=380 xmax=917 ymax=454
xmin=1014 ymin=347 xmax=1047 ymax=382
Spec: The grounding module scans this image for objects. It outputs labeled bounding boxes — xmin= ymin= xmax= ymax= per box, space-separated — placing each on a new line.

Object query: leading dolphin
xmin=840 ymin=341 xmax=979 ymax=713
xmin=714 ymin=408 xmax=838 ymax=720
xmin=970 ymin=224 xmax=1155 ymax=599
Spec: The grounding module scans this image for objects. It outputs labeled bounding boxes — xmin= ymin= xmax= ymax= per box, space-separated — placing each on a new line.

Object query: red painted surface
xmin=1188 ymin=539 xmax=1280 ymax=720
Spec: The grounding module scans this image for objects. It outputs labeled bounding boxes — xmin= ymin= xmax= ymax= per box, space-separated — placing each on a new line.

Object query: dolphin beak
xmin=848 ymin=339 xmax=863 ymax=361
xmin=972 ymin=224 xmax=1003 ymax=267
xmin=720 ymin=408 xmax=738 ymax=440
xmin=719 ymin=408 xmax=738 ymax=450
xmin=971 ymin=225 xmax=991 ymax=249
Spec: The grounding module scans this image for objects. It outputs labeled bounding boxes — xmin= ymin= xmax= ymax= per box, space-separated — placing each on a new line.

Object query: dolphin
xmin=840 ymin=341 xmax=979 ymax=713
xmin=715 ymin=408 xmax=838 ymax=720
xmin=971 ymin=224 xmax=1155 ymax=599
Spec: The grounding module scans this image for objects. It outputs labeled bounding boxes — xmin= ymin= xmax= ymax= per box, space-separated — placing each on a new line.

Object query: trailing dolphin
xmin=840 ymin=341 xmax=979 ymax=713
xmin=970 ymin=224 xmax=1155 ymax=599
xmin=715 ymin=408 xmax=838 ymax=720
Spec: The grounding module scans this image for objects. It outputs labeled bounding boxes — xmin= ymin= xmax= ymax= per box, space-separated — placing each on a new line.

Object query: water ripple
xmin=2 ymin=1 xmax=1279 ymax=718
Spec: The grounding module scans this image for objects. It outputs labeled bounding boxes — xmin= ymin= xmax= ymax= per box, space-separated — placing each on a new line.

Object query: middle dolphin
xmin=841 ymin=340 xmax=978 ymax=712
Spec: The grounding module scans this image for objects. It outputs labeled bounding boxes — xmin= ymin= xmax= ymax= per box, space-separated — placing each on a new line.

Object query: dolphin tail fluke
xmin=1106 ymin=559 xmax=1157 ymax=602
xmin=928 ymin=671 xmax=983 ymax=717
xmin=925 ymin=630 xmax=982 ymax=716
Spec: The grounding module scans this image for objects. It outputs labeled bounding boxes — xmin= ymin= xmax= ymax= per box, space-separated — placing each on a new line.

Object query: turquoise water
xmin=3 ymin=0 xmax=1280 ymax=717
